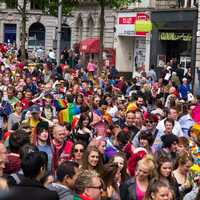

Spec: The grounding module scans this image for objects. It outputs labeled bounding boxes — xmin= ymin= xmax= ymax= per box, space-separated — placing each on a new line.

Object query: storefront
xmin=115 ymin=12 xmax=151 ymax=76
xmin=150 ymin=9 xmax=198 ymax=69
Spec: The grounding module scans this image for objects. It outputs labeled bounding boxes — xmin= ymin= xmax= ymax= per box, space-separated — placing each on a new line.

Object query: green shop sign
xmin=160 ymin=32 xmax=192 ymax=41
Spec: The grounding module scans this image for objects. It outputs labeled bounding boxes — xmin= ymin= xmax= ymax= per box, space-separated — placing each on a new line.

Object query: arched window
xmin=28 ymin=22 xmax=45 ymax=49
xmin=77 ymin=16 xmax=83 ymax=41
xmin=87 ymin=16 xmax=94 ymax=38
xmin=61 ymin=24 xmax=71 ymax=51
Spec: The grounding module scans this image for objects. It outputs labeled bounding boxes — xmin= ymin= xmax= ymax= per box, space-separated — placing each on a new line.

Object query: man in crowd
xmin=74 ymin=170 xmax=102 ymax=200
xmin=48 ymin=161 xmax=79 ymax=200
xmin=1 ymin=152 xmax=59 ymax=200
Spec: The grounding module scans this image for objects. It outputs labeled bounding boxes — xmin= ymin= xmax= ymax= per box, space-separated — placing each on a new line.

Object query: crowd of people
xmin=0 ymin=43 xmax=199 ymax=200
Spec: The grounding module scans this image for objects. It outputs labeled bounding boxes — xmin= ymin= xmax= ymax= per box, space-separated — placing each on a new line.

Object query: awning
xmin=79 ymin=38 xmax=100 ymax=53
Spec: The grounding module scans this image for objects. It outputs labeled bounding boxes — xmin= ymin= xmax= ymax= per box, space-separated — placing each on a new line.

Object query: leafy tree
xmin=0 ymin=0 xmax=79 ymax=60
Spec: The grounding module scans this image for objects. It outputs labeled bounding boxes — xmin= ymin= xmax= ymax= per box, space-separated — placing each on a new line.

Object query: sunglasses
xmin=88 ymin=185 xmax=102 ymax=190
xmin=74 ymin=149 xmax=84 ymax=153
xmin=145 ymin=120 xmax=154 ymax=124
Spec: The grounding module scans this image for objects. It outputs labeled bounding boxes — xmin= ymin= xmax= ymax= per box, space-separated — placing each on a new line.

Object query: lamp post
xmin=57 ymin=0 xmax=62 ymax=67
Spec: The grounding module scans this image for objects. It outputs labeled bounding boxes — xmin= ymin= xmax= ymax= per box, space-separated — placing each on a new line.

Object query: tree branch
xmin=16 ymin=2 xmax=23 ymax=13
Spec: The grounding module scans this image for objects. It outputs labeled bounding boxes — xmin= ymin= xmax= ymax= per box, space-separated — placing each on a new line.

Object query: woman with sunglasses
xmin=70 ymin=141 xmax=85 ymax=166
xmin=132 ymin=113 xmax=158 ymax=148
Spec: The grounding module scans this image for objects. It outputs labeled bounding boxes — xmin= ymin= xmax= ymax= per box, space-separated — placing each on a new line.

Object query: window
xmin=77 ymin=17 xmax=83 ymax=41
xmin=87 ymin=17 xmax=94 ymax=38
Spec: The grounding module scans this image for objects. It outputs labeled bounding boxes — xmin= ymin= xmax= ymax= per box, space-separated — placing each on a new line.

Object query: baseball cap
xmin=30 ymin=105 xmax=40 ymax=113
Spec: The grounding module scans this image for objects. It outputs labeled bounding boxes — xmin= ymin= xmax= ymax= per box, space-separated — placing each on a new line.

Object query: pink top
xmin=87 ymin=62 xmax=96 ymax=72
xmin=136 ymin=181 xmax=145 ymax=200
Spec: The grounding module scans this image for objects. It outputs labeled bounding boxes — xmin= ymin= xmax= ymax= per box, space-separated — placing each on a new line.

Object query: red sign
xmin=119 ymin=17 xmax=136 ymax=25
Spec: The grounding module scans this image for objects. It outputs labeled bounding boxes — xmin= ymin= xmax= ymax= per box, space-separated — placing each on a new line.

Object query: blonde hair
xmin=137 ymin=154 xmax=157 ymax=179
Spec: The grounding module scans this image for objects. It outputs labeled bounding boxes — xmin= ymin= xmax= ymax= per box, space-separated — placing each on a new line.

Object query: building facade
xmin=0 ymin=0 xmax=115 ymax=53
xmin=115 ymin=0 xmax=198 ymax=76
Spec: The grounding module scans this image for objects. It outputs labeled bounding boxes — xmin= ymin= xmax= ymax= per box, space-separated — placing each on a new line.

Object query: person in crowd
xmin=73 ymin=113 xmax=93 ymax=146
xmin=0 ymin=90 xmax=12 ymax=139
xmin=70 ymin=142 xmax=85 ymax=166
xmin=109 ymin=152 xmax=128 ymax=184
xmin=120 ymin=155 xmax=156 ymax=200
xmin=1 ymin=152 xmax=59 ymax=200
xmin=144 ymin=180 xmax=173 ymax=200
xmin=41 ymin=94 xmax=57 ymax=121
xmin=158 ymin=107 xmax=183 ymax=133
xmin=155 ymin=156 xmax=179 ymax=199
xmin=6 ymin=86 xmax=18 ymax=107
xmin=51 ymin=125 xmax=73 ymax=173
xmin=177 ymin=137 xmax=190 ymax=156
xmin=48 ymin=161 xmax=79 ymax=200
xmin=178 ymin=103 xmax=195 ymax=138
xmin=74 ymin=170 xmax=102 ymax=200
xmin=123 ymin=110 xmax=139 ymax=139
xmin=156 ymin=134 xmax=178 ymax=164
xmin=81 ymin=146 xmax=103 ymax=176
xmin=178 ymin=78 xmax=190 ymax=101
xmin=4 ymin=129 xmax=30 ymax=174
xmin=173 ymin=154 xmax=193 ymax=198
xmin=138 ymin=131 xmax=155 ymax=154
xmin=35 ymin=121 xmax=53 ymax=172
xmin=132 ymin=113 xmax=158 ymax=148
xmin=7 ymin=101 xmax=23 ymax=131
xmin=0 ymin=143 xmax=7 ymax=177
xmin=101 ymin=163 xmax=121 ymax=200
xmin=89 ymin=136 xmax=107 ymax=163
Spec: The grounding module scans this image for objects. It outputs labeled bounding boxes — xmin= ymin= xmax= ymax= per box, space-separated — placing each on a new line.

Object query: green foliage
xmin=96 ymin=0 xmax=140 ymax=8
xmin=0 ymin=0 xmax=79 ymax=16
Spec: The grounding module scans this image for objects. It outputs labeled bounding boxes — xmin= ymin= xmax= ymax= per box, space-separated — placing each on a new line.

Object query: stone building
xmin=0 ymin=0 xmax=115 ymax=52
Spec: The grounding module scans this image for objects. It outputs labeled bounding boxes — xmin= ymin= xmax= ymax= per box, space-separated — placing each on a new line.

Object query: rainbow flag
xmin=58 ymin=103 xmax=80 ymax=125
xmin=53 ymin=99 xmax=67 ymax=111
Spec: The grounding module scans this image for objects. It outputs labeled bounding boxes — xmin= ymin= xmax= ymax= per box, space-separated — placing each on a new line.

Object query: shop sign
xmin=160 ymin=32 xmax=192 ymax=41
xmin=116 ymin=12 xmax=149 ymax=37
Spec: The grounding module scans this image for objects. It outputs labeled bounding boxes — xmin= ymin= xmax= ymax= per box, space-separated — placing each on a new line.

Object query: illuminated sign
xmin=160 ymin=32 xmax=192 ymax=41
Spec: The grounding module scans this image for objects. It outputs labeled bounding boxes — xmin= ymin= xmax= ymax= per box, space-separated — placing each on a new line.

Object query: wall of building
xmin=195 ymin=1 xmax=200 ymax=93
xmin=0 ymin=1 xmax=115 ymax=53
xmin=116 ymin=36 xmax=134 ymax=72
xmin=71 ymin=5 xmax=115 ymax=49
